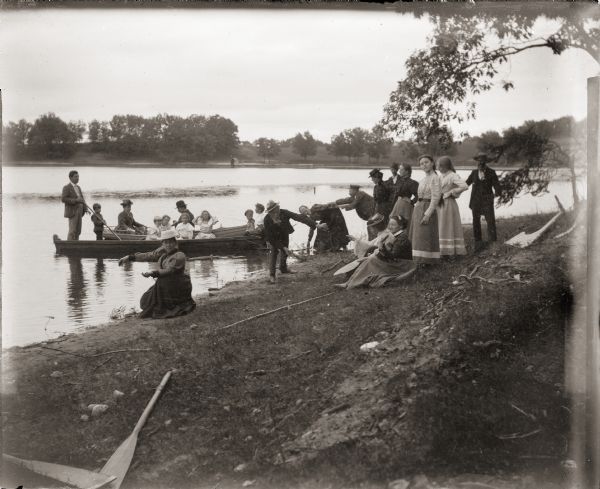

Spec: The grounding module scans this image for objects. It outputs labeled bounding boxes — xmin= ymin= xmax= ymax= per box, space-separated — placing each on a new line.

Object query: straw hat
xmin=153 ymin=215 xmax=162 ymax=222
xmin=160 ymin=229 xmax=177 ymax=240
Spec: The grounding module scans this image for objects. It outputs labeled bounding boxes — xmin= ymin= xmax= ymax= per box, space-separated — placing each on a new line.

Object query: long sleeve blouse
xmin=132 ymin=247 xmax=187 ymax=277
xmin=417 ymin=172 xmax=441 ymax=219
xmin=440 ymin=172 xmax=468 ymax=200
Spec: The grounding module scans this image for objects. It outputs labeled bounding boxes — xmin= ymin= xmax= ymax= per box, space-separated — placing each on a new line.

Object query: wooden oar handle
xmin=132 ymin=371 xmax=172 ymax=436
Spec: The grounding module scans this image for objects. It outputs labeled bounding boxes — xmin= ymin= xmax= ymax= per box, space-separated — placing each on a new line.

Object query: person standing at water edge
xmin=263 ymin=200 xmax=315 ymax=283
xmin=334 ymin=185 xmax=376 ymax=239
xmin=466 ymin=152 xmax=502 ymax=250
xmin=61 ymin=170 xmax=88 ymax=240
xmin=437 ymin=156 xmax=468 ymax=257
xmin=118 ymin=229 xmax=196 ymax=319
xmin=410 ymin=155 xmax=441 ymax=264
xmin=389 ymin=162 xmax=419 ymax=232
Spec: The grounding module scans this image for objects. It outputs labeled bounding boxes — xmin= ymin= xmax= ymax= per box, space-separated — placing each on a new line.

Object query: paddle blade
xmin=333 ymin=259 xmax=361 ymax=276
xmin=3 ymin=453 xmax=115 ymax=489
xmin=99 ymin=433 xmax=138 ymax=489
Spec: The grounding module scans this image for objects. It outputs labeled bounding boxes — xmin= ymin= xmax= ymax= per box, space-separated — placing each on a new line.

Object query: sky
xmin=0 ymin=8 xmax=598 ymax=142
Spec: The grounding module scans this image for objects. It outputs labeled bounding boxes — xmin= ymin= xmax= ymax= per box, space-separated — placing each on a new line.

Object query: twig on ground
xmin=89 ymin=348 xmax=151 ymax=357
xmin=510 ymin=402 xmax=537 ymax=421
xmin=218 ymin=292 xmax=335 ymax=331
xmin=93 ymin=357 xmax=114 ymax=371
xmin=320 ymin=258 xmax=349 ymax=274
xmin=38 ymin=345 xmax=87 ymax=358
xmin=458 ymin=483 xmax=500 ymax=489
xmin=282 ymin=350 xmax=313 ymax=362
xmin=497 ymin=428 xmax=542 ymax=440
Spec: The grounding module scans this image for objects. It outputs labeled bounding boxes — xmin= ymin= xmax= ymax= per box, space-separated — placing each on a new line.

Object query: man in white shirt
xmin=61 ymin=170 xmax=88 ymax=240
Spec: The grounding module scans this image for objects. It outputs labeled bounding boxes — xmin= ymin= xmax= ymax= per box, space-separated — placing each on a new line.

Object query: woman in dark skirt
xmin=302 ymin=204 xmax=350 ymax=253
xmin=118 ymin=229 xmax=196 ymax=319
xmin=410 ymin=155 xmax=441 ymax=264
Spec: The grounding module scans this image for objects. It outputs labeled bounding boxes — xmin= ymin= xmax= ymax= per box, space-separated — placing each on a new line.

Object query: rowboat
xmin=53 ymin=225 xmax=265 ymax=258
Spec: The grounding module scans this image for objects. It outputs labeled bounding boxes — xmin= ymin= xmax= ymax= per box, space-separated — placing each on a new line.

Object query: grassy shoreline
xmin=2 ymin=212 xmax=579 ymax=488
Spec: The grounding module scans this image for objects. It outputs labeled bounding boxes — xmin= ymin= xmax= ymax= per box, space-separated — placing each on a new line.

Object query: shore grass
xmin=1 ymin=212 xmax=579 ymax=489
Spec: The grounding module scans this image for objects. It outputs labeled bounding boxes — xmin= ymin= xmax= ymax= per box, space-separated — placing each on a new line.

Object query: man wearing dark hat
xmin=369 ymin=168 xmax=392 ymax=221
xmin=333 ymin=184 xmax=376 ymax=239
xmin=61 ymin=170 xmax=89 ymax=240
xmin=466 ymin=152 xmax=502 ymax=248
xmin=263 ymin=200 xmax=316 ymax=283
xmin=116 ymin=199 xmax=145 ymax=234
xmin=174 ymin=200 xmax=195 ymax=226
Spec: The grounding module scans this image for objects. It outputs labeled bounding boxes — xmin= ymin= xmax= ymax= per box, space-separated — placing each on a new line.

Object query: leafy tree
xmin=2 ymin=119 xmax=32 ymax=160
xmin=255 ymin=138 xmax=281 ymax=163
xmin=415 ymin=125 xmax=457 ymax=157
xmin=27 ymin=113 xmax=82 ymax=159
xmin=366 ymin=124 xmax=394 ymax=163
xmin=292 ymin=131 xmax=318 ymax=160
xmin=328 ymin=133 xmax=350 ymax=161
xmin=383 ymin=4 xmax=599 ymax=139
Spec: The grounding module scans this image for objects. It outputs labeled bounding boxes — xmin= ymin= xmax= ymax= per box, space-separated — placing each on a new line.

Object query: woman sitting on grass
xmin=118 ymin=229 xmax=196 ymax=319
xmin=336 ymin=216 xmax=416 ymax=289
xmin=194 ymin=210 xmax=220 ymax=239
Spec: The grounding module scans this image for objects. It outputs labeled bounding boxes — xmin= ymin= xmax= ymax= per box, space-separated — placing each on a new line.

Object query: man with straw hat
xmin=466 ymin=152 xmax=502 ymax=250
xmin=118 ymin=229 xmax=196 ymax=319
xmin=263 ymin=200 xmax=315 ymax=283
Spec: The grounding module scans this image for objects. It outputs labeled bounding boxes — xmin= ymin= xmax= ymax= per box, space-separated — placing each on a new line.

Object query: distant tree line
xmin=2 ymin=112 xmax=240 ymax=162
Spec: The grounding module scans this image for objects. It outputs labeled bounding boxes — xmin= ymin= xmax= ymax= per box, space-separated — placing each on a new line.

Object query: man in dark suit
xmin=466 ymin=152 xmax=502 ymax=248
xmin=61 ymin=170 xmax=88 ymax=240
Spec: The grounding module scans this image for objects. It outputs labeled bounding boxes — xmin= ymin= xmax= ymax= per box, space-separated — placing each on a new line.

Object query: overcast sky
xmin=1 ymin=8 xmax=598 ymax=142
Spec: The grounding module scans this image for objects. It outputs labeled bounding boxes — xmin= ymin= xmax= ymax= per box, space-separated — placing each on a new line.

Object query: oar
xmin=86 ymin=204 xmax=122 ymax=241
xmin=100 ymin=371 xmax=172 ymax=489
xmin=3 ymin=453 xmax=116 ymax=489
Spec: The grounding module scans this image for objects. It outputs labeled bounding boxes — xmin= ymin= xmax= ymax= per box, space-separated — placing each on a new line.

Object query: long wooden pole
xmin=218 ymin=292 xmax=335 ymax=331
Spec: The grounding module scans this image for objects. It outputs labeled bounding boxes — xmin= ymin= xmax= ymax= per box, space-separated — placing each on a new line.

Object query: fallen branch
xmin=505 ymin=198 xmax=564 ymax=248
xmin=510 ymin=402 xmax=537 ymax=421
xmin=39 ymin=345 xmax=87 ymax=358
xmin=320 ymin=259 xmax=345 ymax=274
xmin=218 ymin=292 xmax=335 ymax=331
xmin=282 ymin=349 xmax=313 ymax=361
xmin=93 ymin=356 xmax=114 ymax=371
xmin=497 ymin=428 xmax=542 ymax=440
xmin=38 ymin=345 xmax=150 ymax=359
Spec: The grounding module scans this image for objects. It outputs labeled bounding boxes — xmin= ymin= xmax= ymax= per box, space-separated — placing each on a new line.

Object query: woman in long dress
xmin=437 ymin=156 xmax=468 ymax=257
xmin=389 ymin=162 xmax=419 ymax=234
xmin=302 ymin=204 xmax=350 ymax=253
xmin=336 ymin=216 xmax=416 ymax=289
xmin=410 ymin=155 xmax=441 ymax=264
xmin=118 ymin=229 xmax=196 ymax=319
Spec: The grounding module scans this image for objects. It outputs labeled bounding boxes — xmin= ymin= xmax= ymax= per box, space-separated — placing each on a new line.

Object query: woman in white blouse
xmin=437 ymin=156 xmax=468 ymax=257
xmin=409 ymin=155 xmax=441 ymax=264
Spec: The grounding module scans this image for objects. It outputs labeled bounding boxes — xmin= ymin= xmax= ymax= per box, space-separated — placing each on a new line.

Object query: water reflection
xmin=66 ymin=257 xmax=87 ymax=322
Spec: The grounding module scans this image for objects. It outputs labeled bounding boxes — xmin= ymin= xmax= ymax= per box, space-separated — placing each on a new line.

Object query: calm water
xmin=1 ymin=166 xmax=586 ymax=347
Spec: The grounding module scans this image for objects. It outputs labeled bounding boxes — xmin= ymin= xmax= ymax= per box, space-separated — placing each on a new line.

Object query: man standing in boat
xmin=61 ymin=170 xmax=88 ymax=240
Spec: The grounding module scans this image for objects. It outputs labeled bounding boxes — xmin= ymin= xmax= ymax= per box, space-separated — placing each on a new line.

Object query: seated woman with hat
xmin=336 ymin=216 xmax=416 ymax=289
xmin=118 ymin=229 xmax=196 ymax=319
xmin=116 ymin=199 xmax=146 ymax=234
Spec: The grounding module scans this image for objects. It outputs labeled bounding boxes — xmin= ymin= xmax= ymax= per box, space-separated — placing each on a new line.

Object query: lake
xmin=1 ymin=166 xmax=586 ymax=348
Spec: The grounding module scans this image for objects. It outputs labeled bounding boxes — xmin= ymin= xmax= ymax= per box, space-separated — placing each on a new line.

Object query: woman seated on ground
xmin=336 ymin=216 xmax=416 ymax=289
xmin=146 ymin=216 xmax=164 ymax=240
xmin=347 ymin=213 xmax=390 ymax=258
xmin=194 ymin=210 xmax=220 ymax=239
xmin=300 ymin=204 xmax=350 ymax=253
xmin=175 ymin=213 xmax=195 ymax=240
xmin=118 ymin=229 xmax=196 ymax=319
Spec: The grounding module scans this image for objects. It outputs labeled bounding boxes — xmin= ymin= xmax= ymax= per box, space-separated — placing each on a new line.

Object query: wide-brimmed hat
xmin=153 ymin=215 xmax=162 ymax=222
xmin=160 ymin=229 xmax=177 ymax=240
xmin=473 ymin=152 xmax=490 ymax=162
xmin=265 ymin=200 xmax=280 ymax=213
xmin=369 ymin=168 xmax=383 ymax=179
xmin=120 ymin=199 xmax=133 ymax=207
xmin=349 ymin=184 xmax=361 ymax=190
xmin=175 ymin=200 xmax=187 ymax=209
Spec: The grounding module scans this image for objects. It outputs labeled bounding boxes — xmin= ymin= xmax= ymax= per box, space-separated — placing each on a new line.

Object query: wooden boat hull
xmin=53 ymin=234 xmax=265 ymax=258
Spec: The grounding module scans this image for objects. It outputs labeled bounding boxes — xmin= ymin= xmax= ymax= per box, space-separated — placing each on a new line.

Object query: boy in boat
xmin=90 ymin=203 xmax=105 ymax=241
xmin=175 ymin=212 xmax=195 ymax=240
xmin=146 ymin=216 xmax=164 ymax=240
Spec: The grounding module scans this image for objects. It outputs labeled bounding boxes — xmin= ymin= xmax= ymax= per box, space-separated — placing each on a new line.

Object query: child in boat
xmin=194 ymin=210 xmax=219 ymax=239
xmin=90 ymin=203 xmax=105 ymax=241
xmin=146 ymin=216 xmax=163 ymax=240
xmin=160 ymin=215 xmax=172 ymax=232
xmin=176 ymin=213 xmax=195 ymax=240
xmin=244 ymin=209 xmax=255 ymax=233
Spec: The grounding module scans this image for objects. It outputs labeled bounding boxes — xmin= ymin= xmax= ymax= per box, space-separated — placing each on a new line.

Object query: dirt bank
xmin=1 ymin=212 xmax=580 ymax=489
